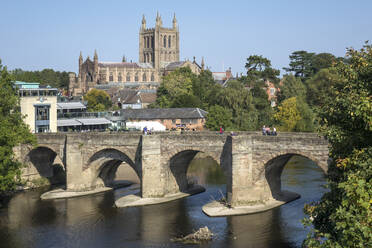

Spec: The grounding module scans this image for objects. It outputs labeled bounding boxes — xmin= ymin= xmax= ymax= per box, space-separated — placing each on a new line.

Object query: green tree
xmin=11 ymin=68 xmax=70 ymax=89
xmin=305 ymin=68 xmax=343 ymax=108
xmin=245 ymin=55 xmax=280 ymax=85
xmin=294 ymin=98 xmax=315 ymax=132
xmin=284 ymin=50 xmax=315 ymax=80
xmin=311 ymin=53 xmax=336 ymax=74
xmin=303 ymin=43 xmax=372 ymax=247
xmin=152 ymin=67 xmax=196 ymax=108
xmin=84 ymin=88 xmax=112 ymax=112
xmin=205 ymin=105 xmax=232 ymax=131
xmin=277 ymin=74 xmax=306 ymax=103
xmin=273 ymin=97 xmax=301 ymax=131
xmin=162 ymin=67 xmax=194 ymax=97
xmin=0 ymin=60 xmax=36 ymax=196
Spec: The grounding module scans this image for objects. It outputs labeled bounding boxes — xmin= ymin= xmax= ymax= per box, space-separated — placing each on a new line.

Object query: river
xmin=0 ymin=155 xmax=327 ymax=248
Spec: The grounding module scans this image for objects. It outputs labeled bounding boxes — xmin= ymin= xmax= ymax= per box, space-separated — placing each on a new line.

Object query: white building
xmin=16 ymin=81 xmax=58 ymax=133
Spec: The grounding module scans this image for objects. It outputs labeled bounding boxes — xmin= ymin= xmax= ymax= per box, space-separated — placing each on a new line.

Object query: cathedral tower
xmin=139 ymin=13 xmax=180 ymax=69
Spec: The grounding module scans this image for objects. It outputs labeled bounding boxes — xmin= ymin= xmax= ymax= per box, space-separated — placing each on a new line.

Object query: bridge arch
xmin=26 ymin=146 xmax=65 ymax=185
xmin=86 ymin=148 xmax=140 ymax=189
xmin=259 ymin=151 xmax=328 ymax=202
xmin=167 ymin=148 xmax=226 ymax=194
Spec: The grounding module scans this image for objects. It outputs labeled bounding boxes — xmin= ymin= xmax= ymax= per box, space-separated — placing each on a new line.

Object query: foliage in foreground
xmin=302 ymin=43 xmax=372 ymax=248
xmin=0 ymin=60 xmax=36 ymax=195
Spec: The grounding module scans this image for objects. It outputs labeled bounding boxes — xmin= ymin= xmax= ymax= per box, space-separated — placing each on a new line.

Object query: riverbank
xmin=115 ymin=185 xmax=205 ymax=207
xmin=41 ymin=180 xmax=134 ymax=200
xmin=203 ymin=190 xmax=300 ymax=216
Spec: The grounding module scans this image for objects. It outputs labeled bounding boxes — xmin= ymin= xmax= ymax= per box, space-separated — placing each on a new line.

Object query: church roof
xmin=164 ymin=61 xmax=186 ymax=70
xmin=138 ymin=63 xmax=154 ymax=69
xmin=98 ymin=62 xmax=140 ymax=68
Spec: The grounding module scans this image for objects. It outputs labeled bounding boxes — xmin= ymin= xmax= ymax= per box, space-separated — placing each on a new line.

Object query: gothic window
xmin=135 ymin=73 xmax=139 ymax=82
xmin=100 ymin=74 xmax=106 ymax=81
xmin=86 ymin=72 xmax=92 ymax=82
xmin=109 ymin=73 xmax=113 ymax=82
xmin=118 ymin=73 xmax=122 ymax=82
xmin=164 ymin=35 xmax=167 ymax=48
xmin=144 ymin=37 xmax=146 ymax=48
xmin=168 ymin=37 xmax=171 ymax=48
xmin=147 ymin=37 xmax=150 ymax=49
xmin=142 ymin=73 xmax=147 ymax=82
xmin=126 ymin=72 xmax=131 ymax=82
xmin=151 ymin=73 xmax=155 ymax=81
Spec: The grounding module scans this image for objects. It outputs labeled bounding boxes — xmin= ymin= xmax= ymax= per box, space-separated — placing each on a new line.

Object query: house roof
xmin=140 ymin=92 xmax=157 ymax=103
xmin=120 ymin=108 xmax=208 ymax=120
xmin=112 ymin=90 xmax=157 ymax=105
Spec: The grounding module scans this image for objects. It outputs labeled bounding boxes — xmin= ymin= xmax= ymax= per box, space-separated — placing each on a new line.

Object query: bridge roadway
xmin=15 ymin=131 xmax=329 ymax=216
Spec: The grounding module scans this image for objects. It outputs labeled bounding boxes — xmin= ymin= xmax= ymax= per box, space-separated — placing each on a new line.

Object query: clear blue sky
xmin=1 ymin=0 xmax=371 ymax=75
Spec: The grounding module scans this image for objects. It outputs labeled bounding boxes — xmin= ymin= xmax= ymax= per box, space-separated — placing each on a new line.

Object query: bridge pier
xmin=65 ymin=136 xmax=87 ymax=191
xmin=141 ymin=135 xmax=166 ymax=198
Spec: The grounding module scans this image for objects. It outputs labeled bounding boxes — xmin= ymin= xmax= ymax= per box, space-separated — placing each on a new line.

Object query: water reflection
xmin=0 ymin=155 xmax=326 ymax=248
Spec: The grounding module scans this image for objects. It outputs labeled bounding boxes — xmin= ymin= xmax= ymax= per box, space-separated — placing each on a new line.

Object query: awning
xmin=57 ymin=102 xmax=86 ymax=110
xmin=76 ymin=118 xmax=112 ymax=125
xmin=57 ymin=119 xmax=82 ymax=127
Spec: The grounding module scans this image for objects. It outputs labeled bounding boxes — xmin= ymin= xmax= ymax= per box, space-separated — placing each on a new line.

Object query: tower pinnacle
xmin=141 ymin=14 xmax=146 ymax=29
xmin=94 ymin=49 xmax=98 ymax=60
xmin=173 ymin=13 xmax=177 ymax=29
xmin=156 ymin=11 xmax=162 ymax=26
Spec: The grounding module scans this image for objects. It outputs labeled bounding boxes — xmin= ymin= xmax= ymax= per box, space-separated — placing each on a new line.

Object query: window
xmin=142 ymin=73 xmax=147 ymax=82
xmin=151 ymin=36 xmax=154 ymax=48
xmin=118 ymin=73 xmax=122 ymax=82
xmin=147 ymin=37 xmax=150 ymax=48
xmin=86 ymin=72 xmax=93 ymax=82
xmin=168 ymin=37 xmax=171 ymax=48
xmin=126 ymin=73 xmax=131 ymax=82
xmin=109 ymin=73 xmax=113 ymax=82
xmin=163 ymin=35 xmax=167 ymax=48
xmin=151 ymin=73 xmax=155 ymax=81
xmin=35 ymin=105 xmax=50 ymax=121
xmin=135 ymin=73 xmax=139 ymax=82
xmin=270 ymin=88 xmax=275 ymax=95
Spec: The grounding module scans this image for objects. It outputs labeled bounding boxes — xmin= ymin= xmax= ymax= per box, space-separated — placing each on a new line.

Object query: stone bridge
xmin=15 ymin=132 xmax=329 ymax=212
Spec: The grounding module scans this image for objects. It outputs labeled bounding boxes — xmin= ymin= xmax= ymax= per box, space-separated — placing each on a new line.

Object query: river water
xmin=0 ymin=156 xmax=327 ymax=248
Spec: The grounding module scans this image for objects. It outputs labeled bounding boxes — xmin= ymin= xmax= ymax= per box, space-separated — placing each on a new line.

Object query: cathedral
xmin=69 ymin=13 xmax=204 ymax=96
